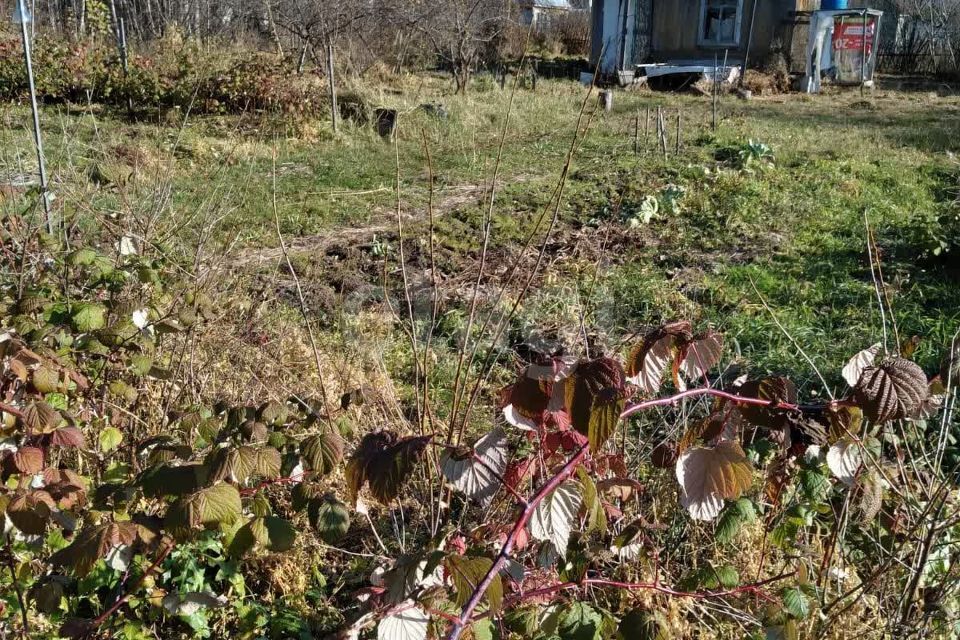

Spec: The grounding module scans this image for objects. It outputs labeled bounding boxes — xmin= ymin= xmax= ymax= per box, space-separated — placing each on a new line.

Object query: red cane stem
xmin=620 ymin=387 xmax=799 ymax=420
xmin=0 ymin=401 xmax=24 ymax=419
xmin=91 ymin=538 xmax=175 ymax=629
xmin=445 ymin=388 xmax=803 ymax=640
xmin=239 ymin=470 xmax=314 ymax=496
xmin=445 ymin=444 xmax=589 ymax=640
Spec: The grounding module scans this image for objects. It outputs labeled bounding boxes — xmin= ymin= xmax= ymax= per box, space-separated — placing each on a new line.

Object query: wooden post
xmin=644 ymin=106 xmax=650 ymax=145
xmin=662 ymin=109 xmax=668 ymax=158
xmin=599 ymin=90 xmax=613 ymax=112
xmin=327 ymin=41 xmax=338 ymax=134
xmin=675 ymin=109 xmax=681 ymax=154
xmin=655 ymin=106 xmax=660 ymax=152
xmin=714 ymin=50 xmax=728 ymax=131
xmin=657 ymin=106 xmax=667 ymax=158
xmin=712 ymin=53 xmax=718 ymax=132
xmin=633 ymin=110 xmax=640 ymax=154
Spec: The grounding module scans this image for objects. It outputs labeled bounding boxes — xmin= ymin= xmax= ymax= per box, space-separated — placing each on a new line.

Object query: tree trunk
xmin=144 ymin=0 xmax=155 ymax=38
xmin=263 ymin=0 xmax=283 ymax=57
xmin=297 ymin=41 xmax=309 ymax=74
xmin=108 ymin=0 xmax=120 ymax=47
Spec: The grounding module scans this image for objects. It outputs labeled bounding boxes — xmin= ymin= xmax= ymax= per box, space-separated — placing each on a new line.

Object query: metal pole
xmin=618 ymin=0 xmax=629 ymax=73
xmin=739 ymin=0 xmax=760 ymax=87
xmin=17 ymin=0 xmax=53 ymax=234
xmin=718 ymin=49 xmax=728 ymax=127
xmin=860 ymin=10 xmax=868 ymax=97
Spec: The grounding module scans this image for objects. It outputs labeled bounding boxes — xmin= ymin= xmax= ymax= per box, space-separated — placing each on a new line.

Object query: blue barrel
xmin=822 ymin=0 xmax=849 ymax=8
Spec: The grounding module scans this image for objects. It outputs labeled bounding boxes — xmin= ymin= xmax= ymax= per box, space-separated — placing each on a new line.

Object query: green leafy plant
xmin=622 ymin=195 xmax=659 ymax=228
xmin=737 ymin=139 xmax=775 ymax=171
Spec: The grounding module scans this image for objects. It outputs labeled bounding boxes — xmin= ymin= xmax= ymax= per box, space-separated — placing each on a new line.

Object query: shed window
xmin=699 ymin=0 xmax=743 ymax=46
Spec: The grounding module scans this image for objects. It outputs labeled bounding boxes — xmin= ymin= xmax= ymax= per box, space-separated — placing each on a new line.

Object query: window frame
xmin=697 ymin=0 xmax=744 ymax=48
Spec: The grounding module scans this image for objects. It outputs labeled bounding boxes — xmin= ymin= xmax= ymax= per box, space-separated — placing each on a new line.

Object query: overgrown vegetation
xmin=2 ymin=15 xmax=960 ymax=640
xmin=0 ymin=31 xmax=328 ymax=116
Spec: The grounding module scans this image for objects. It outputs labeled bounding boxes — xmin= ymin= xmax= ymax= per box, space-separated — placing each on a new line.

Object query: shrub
xmin=0 ymin=35 xmax=327 ymax=116
xmin=1 ymin=212 xmax=956 ymax=639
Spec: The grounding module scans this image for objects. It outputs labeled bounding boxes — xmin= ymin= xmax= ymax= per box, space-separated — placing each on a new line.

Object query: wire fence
xmin=877 ymin=50 xmax=959 ymax=75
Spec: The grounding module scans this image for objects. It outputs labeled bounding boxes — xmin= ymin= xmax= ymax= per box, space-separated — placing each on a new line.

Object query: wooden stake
xmin=712 ymin=53 xmax=718 ymax=132
xmin=675 ymin=109 xmax=681 ymax=154
xmin=655 ymin=106 xmax=660 ymax=154
xmin=327 ymin=41 xmax=338 ymax=134
xmin=644 ymin=107 xmax=651 ymax=145
xmin=634 ymin=110 xmax=640 ymax=154
xmin=599 ymin=90 xmax=613 ymax=112
xmin=658 ymin=106 xmax=667 ymax=158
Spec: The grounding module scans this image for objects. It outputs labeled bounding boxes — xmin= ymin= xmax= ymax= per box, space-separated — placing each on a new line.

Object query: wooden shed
xmin=519 ymin=0 xmax=580 ymax=30
xmin=590 ymin=0 xmax=851 ymax=80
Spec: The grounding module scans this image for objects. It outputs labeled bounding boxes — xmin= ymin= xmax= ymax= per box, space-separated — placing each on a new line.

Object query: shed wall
xmin=590 ymin=0 xmax=811 ymax=74
xmin=650 ymin=0 xmax=800 ymax=60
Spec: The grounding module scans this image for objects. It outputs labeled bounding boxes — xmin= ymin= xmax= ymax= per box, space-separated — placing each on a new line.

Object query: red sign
xmin=833 ymin=20 xmax=876 ymax=52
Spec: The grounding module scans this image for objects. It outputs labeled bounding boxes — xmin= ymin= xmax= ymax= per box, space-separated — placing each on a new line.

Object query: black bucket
xmin=375 ymin=108 xmax=397 ymax=138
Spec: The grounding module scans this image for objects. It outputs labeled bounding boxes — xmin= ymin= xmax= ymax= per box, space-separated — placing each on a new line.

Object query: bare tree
xmin=894 ymin=0 xmax=960 ymax=70
xmin=404 ymin=0 xmax=509 ymax=93
xmin=18 ymin=0 xmax=520 ymax=89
